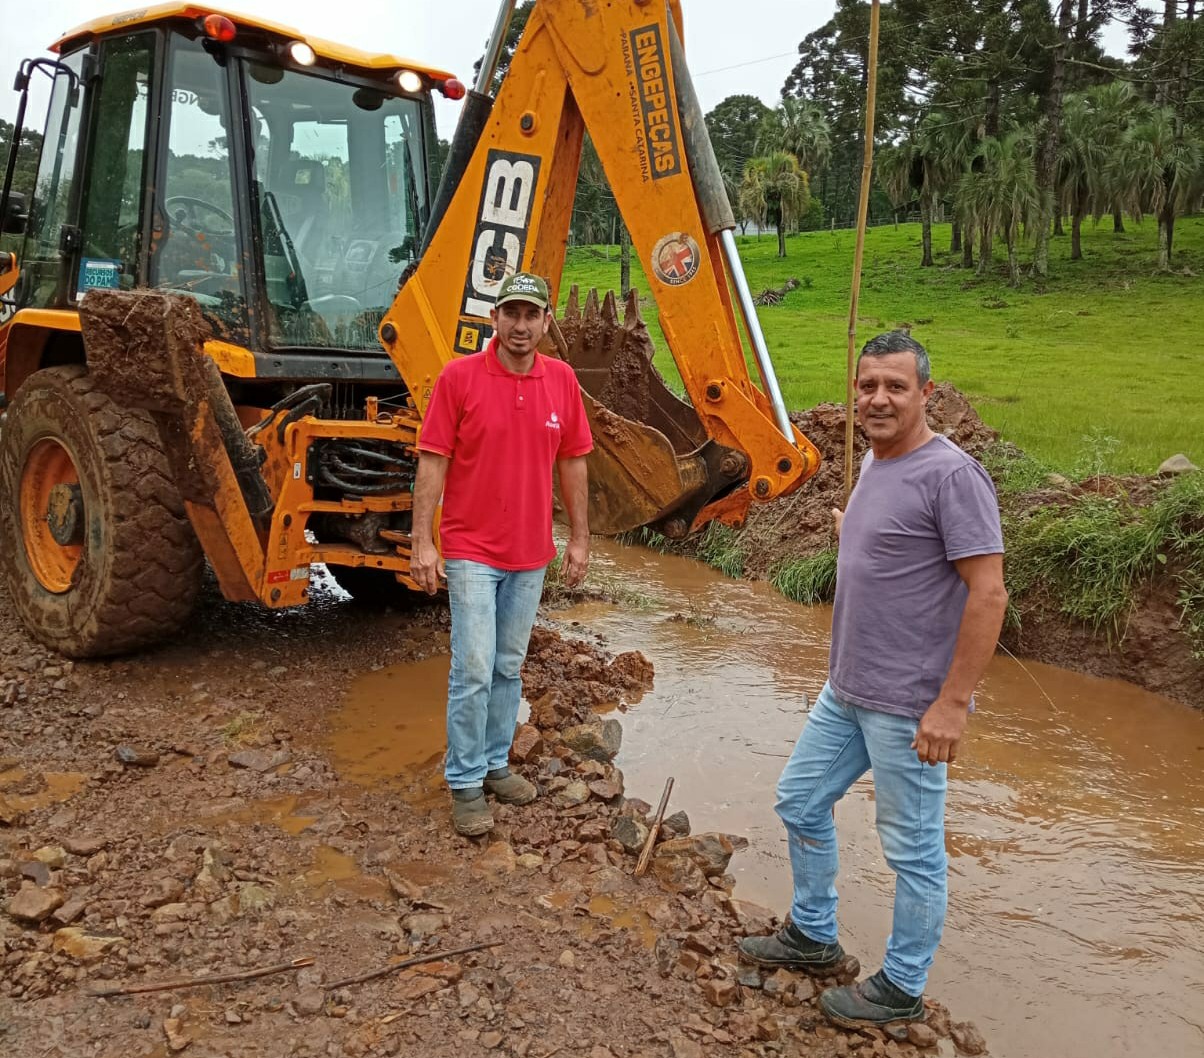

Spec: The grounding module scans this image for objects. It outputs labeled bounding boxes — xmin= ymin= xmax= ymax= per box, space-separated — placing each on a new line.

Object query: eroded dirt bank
xmin=0 ymin=578 xmax=987 ymax=1058
xmin=679 ymin=386 xmax=1203 ymax=708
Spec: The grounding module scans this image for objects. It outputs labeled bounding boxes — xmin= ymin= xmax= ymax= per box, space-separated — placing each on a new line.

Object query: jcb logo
xmin=455 ymin=149 xmax=542 ymax=354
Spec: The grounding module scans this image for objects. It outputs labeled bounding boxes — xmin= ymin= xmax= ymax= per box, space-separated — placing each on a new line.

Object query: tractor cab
xmin=1 ymin=5 xmax=458 ymax=380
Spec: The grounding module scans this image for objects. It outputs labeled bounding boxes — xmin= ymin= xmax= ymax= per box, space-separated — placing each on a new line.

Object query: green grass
xmin=1004 ymin=473 xmax=1204 ymax=651
xmin=770 ymin=549 xmax=840 ymax=604
xmin=561 ymin=215 xmax=1204 ymax=474
xmin=694 ymin=522 xmax=746 ymax=578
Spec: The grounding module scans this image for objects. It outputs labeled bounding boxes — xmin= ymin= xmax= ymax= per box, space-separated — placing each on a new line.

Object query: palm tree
xmin=1086 ymin=81 xmax=1145 ymax=234
xmin=739 ymin=152 xmax=811 ymax=258
xmin=958 ymin=131 xmax=1041 ymax=287
xmin=1058 ymin=95 xmax=1098 ymax=261
xmin=917 ymin=105 xmax=981 ymax=264
xmin=876 ymin=143 xmax=914 ymax=229
xmin=1113 ymin=107 xmax=1202 ymax=270
xmin=1058 ymin=82 xmax=1147 ymax=253
xmin=776 ymin=98 xmax=832 ymax=179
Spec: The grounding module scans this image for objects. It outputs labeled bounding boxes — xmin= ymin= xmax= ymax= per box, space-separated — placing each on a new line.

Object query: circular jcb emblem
xmin=651 ymin=232 xmax=701 ymax=287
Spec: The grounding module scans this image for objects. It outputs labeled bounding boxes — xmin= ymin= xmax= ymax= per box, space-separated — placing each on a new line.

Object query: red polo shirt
xmin=417 ymin=337 xmax=593 ymax=570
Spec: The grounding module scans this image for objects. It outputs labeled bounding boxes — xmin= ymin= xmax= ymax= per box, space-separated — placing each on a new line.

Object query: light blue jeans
xmin=775 ymin=682 xmax=948 ymax=996
xmin=444 ymin=558 xmax=546 ymax=790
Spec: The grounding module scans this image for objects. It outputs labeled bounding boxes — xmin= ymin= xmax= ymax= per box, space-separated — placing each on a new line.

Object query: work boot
xmin=819 ymin=969 xmax=924 ymax=1028
xmin=451 ymin=788 xmax=493 ymax=836
xmin=737 ymin=920 xmax=846 ymax=974
xmin=483 ymin=767 xmax=537 ymax=805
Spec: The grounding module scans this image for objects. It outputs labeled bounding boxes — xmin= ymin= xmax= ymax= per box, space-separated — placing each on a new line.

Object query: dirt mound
xmin=523 ymin=627 xmax=654 ymax=729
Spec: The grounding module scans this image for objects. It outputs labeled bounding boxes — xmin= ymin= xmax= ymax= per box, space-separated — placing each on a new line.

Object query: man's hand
xmin=410 ymin=538 xmax=445 ymax=596
xmin=831 ymin=507 xmax=844 ymax=539
xmin=912 ymin=696 xmax=969 ymax=766
xmin=562 ymin=536 xmax=589 ymax=588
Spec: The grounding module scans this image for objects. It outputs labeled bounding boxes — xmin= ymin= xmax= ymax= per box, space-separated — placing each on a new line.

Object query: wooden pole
xmin=323 ymin=940 xmax=501 ymax=990
xmin=844 ymin=0 xmax=882 ymax=504
xmin=633 ymin=776 xmax=674 ymax=878
xmin=90 ymin=956 xmax=315 ymax=998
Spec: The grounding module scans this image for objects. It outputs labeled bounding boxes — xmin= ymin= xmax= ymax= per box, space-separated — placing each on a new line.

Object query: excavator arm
xmin=379 ymin=0 xmax=820 ymax=537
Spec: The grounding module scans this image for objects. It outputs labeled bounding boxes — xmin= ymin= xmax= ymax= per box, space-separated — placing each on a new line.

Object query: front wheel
xmin=0 ymin=366 xmax=203 ymax=656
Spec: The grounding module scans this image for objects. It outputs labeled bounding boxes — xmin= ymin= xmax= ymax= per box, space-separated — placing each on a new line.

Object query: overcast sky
xmin=0 ymin=0 xmax=835 ymax=135
xmin=1 ymin=0 xmax=1132 ymax=136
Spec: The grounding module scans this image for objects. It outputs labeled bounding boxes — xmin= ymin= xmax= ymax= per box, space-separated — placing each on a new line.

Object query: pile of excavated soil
xmin=674 ymin=387 xmax=1202 ymax=707
xmin=0 ymin=578 xmax=988 ymax=1058
xmin=523 ymin=627 xmax=655 ymax=729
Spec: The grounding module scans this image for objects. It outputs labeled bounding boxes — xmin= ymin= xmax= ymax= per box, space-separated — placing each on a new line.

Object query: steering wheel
xmin=165 ymin=195 xmax=235 ymax=236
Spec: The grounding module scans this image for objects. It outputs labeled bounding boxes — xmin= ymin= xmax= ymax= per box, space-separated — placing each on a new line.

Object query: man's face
xmin=855 ymin=351 xmax=934 ymax=449
xmin=491 ymin=300 xmax=550 ymax=357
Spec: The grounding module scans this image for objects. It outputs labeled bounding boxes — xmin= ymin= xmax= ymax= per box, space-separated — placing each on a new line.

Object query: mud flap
xmin=78 ymin=290 xmax=268 ymax=599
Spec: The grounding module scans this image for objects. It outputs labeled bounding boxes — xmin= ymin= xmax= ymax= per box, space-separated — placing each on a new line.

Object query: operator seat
xmin=279 ymin=159 xmax=330 ymax=265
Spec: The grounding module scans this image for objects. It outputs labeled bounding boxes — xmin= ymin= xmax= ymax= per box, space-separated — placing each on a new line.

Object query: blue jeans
xmin=775 ymin=682 xmax=948 ymax=996
xmin=444 ymin=558 xmax=546 ymax=790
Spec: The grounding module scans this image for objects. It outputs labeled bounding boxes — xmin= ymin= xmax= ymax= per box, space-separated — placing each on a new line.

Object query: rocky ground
xmin=0 ymin=573 xmax=989 ymax=1058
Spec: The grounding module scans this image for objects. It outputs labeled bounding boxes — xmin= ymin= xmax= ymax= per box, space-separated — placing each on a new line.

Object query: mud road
xmin=2 ymin=537 xmax=1202 ymax=1058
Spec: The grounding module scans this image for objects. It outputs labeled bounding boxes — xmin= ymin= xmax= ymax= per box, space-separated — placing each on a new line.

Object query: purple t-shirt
xmin=829 ymin=434 xmax=1004 ymax=719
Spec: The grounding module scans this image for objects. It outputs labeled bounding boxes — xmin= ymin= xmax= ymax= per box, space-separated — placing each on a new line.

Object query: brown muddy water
xmin=329 ymin=539 xmax=1204 ymax=1058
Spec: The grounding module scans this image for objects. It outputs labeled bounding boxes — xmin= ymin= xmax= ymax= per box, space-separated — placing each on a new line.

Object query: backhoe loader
xmin=0 ymin=0 xmax=820 ymax=658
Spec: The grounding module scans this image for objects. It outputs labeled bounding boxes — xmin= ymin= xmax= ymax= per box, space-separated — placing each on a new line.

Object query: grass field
xmin=560 ymin=214 xmax=1204 ymax=474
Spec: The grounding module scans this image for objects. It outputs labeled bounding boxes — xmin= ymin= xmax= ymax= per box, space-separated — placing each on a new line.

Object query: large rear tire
xmin=0 ymin=366 xmax=203 ymax=657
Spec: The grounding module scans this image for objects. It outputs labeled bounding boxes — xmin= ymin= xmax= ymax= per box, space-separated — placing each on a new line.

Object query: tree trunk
xmin=962 ymin=227 xmax=975 ymax=269
xmin=1071 ymin=207 xmax=1083 ymax=260
xmin=977 ymin=221 xmax=993 ymax=276
xmin=951 ymin=219 xmax=962 ymax=253
xmin=1113 ymin=209 xmax=1125 ymax=233
xmin=1160 ymin=203 xmax=1176 ymax=269
xmin=1007 ymin=233 xmax=1021 ymax=288
xmin=921 ymin=199 xmax=933 ymax=267
xmin=1053 ymin=213 xmax=1065 ymax=236
xmin=619 ymin=221 xmax=631 ymax=296
xmin=1033 ymin=0 xmax=1076 ymax=278
xmin=777 ymin=223 xmax=786 ymax=258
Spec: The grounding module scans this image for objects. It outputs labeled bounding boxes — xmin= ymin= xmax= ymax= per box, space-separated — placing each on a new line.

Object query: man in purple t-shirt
xmin=739 ymin=332 xmax=1008 ymax=1028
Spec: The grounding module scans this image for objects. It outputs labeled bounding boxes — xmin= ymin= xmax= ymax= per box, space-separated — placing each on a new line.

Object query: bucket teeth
xmin=623 ymin=288 xmax=640 ymax=330
xmin=583 ymin=287 xmax=601 ymax=320
xmin=565 ymin=285 xmax=581 ymax=320
xmin=601 ymin=290 xmax=618 ymax=327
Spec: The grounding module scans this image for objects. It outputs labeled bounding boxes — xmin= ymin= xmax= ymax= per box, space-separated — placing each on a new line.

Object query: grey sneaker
xmin=738 ymin=920 xmax=845 ymax=974
xmin=483 ymin=770 xmax=537 ymax=805
xmin=451 ymin=789 xmax=493 ymax=836
xmin=819 ymin=969 xmax=924 ymax=1027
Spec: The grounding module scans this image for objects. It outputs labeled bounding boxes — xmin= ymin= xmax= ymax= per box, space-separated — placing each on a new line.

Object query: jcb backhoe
xmin=0 ymin=0 xmax=820 ymax=657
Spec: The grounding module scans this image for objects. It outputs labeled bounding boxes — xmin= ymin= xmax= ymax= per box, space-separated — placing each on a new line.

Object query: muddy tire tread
xmin=0 ymin=365 xmax=203 ymax=657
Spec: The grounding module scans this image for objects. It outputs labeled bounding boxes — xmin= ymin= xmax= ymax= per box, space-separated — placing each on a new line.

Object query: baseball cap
xmin=495 ymin=272 xmax=550 ymax=310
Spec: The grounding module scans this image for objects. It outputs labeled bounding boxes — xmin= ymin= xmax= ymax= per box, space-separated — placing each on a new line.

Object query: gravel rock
xmin=114 ymin=745 xmax=160 ymax=767
xmin=6 ymin=883 xmax=65 ymax=923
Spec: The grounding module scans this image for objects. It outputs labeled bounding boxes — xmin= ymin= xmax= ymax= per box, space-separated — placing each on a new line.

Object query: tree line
xmin=717 ymin=0 xmax=1202 ymax=278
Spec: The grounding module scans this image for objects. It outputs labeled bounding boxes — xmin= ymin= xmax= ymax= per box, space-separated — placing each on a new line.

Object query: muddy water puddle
xmin=550 ymin=538 xmax=1204 ymax=1058
xmin=314 ymin=537 xmax=1204 ymax=1057
xmin=326 ymin=655 xmax=450 ymax=791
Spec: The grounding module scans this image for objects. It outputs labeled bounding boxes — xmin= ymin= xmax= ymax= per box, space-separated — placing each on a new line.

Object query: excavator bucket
xmin=548 ymin=286 xmax=721 ymax=537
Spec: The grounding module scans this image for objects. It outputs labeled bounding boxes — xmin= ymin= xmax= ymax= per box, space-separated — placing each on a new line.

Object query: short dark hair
xmin=857 ymin=330 xmax=931 ymax=385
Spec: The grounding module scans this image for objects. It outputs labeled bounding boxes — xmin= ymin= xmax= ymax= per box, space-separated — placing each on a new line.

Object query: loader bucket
xmin=548 ymin=287 xmax=721 ymax=537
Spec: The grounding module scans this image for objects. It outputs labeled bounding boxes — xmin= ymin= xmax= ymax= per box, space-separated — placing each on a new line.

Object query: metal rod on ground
xmin=844 ymin=0 xmax=882 ymax=504
xmin=633 ymin=777 xmax=675 ymax=878
xmin=323 ymin=941 xmax=501 ymax=991
xmin=90 ymin=956 xmax=315 ymax=998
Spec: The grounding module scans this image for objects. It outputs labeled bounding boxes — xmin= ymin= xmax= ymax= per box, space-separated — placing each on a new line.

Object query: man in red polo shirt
xmin=411 ymin=272 xmax=592 ymax=836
